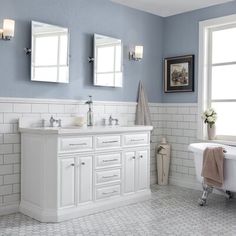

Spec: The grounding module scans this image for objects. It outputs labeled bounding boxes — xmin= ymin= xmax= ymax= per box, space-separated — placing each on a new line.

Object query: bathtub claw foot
xmin=226 ymin=191 xmax=234 ymax=199
xmin=199 ymin=183 xmax=213 ymax=206
xmin=198 ymin=198 xmax=207 ymax=206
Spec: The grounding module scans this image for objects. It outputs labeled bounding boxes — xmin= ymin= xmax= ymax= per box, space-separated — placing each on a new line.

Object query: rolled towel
xmin=201 ymin=147 xmax=224 ymax=187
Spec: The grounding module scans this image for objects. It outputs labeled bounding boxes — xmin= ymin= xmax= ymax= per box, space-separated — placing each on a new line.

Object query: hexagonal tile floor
xmin=0 ymin=185 xmax=236 ymax=236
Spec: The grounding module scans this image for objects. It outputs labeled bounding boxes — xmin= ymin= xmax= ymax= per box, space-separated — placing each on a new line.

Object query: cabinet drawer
xmin=124 ymin=133 xmax=148 ymax=146
xmin=96 ymin=169 xmax=121 ymax=184
xmin=96 ymin=136 xmax=121 ymax=149
xmin=59 ymin=137 xmax=93 ymax=152
xmin=96 ymin=185 xmax=120 ymax=200
xmin=96 ymin=153 xmax=121 ymax=168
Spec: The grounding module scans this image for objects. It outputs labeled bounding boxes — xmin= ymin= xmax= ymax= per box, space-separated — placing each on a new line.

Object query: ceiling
xmin=110 ymin=0 xmax=234 ymax=17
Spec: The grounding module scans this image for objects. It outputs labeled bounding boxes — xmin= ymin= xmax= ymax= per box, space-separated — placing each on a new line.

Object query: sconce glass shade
xmin=0 ymin=29 xmax=3 ymax=37
xmin=3 ymin=19 xmax=15 ymax=39
xmin=134 ymin=46 xmax=143 ymax=60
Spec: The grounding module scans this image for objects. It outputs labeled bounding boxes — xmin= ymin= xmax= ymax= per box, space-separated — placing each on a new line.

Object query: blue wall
xmin=0 ymin=0 xmax=163 ymax=102
xmin=162 ymin=1 xmax=236 ymax=103
xmin=1 ymin=0 xmax=236 ymax=103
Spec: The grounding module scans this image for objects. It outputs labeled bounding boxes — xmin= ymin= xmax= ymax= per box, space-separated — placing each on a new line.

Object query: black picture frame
xmin=164 ymin=55 xmax=194 ymax=93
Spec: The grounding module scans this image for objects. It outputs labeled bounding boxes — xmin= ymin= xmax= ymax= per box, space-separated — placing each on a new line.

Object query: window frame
xmin=198 ymin=14 xmax=236 ymax=141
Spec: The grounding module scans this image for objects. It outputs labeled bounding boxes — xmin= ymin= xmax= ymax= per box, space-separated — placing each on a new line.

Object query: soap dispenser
xmin=85 ymin=95 xmax=93 ymax=126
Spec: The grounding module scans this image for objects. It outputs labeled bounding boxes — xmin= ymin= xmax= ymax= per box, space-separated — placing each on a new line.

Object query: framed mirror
xmin=31 ymin=21 xmax=69 ymax=83
xmin=94 ymin=34 xmax=123 ymax=87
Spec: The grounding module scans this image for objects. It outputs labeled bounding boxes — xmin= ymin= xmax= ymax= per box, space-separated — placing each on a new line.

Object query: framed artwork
xmin=164 ymin=55 xmax=194 ymax=93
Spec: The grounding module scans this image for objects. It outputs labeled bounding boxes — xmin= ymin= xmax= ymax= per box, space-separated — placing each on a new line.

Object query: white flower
xmin=206 ymin=109 xmax=213 ymax=116
xmin=202 ymin=108 xmax=217 ymax=125
xmin=207 ymin=116 xmax=214 ymax=123
xmin=212 ymin=114 xmax=217 ymax=119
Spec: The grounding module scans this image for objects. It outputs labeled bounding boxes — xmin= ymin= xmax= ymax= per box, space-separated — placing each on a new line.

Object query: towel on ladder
xmin=201 ymin=147 xmax=224 ymax=187
xmin=135 ymin=81 xmax=152 ymax=126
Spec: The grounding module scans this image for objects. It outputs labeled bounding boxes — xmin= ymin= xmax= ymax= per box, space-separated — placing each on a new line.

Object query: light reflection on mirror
xmin=94 ymin=34 xmax=123 ymax=87
xmin=31 ymin=21 xmax=69 ymax=83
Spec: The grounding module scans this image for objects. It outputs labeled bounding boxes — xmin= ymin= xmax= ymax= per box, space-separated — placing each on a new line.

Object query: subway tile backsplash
xmin=0 ymin=98 xmax=198 ymax=213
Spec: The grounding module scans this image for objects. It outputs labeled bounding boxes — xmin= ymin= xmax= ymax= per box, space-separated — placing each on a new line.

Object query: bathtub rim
xmin=189 ymin=142 xmax=236 ymax=160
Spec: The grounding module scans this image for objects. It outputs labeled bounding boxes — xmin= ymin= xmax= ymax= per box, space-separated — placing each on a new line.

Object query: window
xmin=199 ymin=15 xmax=236 ymax=141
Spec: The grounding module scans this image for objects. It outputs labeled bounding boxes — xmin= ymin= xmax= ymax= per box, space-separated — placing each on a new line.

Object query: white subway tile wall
xmin=0 ymin=99 xmax=198 ymax=213
xmin=159 ymin=104 xmax=198 ymax=186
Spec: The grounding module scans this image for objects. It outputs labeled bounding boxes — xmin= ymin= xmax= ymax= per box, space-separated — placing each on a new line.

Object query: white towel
xmin=135 ymin=81 xmax=152 ymax=126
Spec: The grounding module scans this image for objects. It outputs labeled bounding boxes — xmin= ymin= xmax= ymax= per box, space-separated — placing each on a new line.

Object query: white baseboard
xmin=169 ymin=176 xmax=202 ymax=191
xmin=150 ymin=175 xmax=157 ymax=185
xmin=20 ymin=190 xmax=151 ymax=222
xmin=0 ymin=204 xmax=19 ymax=216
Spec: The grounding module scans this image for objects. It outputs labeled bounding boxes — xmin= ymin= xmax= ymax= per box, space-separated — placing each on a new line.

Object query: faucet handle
xmin=49 ymin=116 xmax=54 ymax=127
xmin=115 ymin=119 xmax=119 ymax=126
xmin=58 ymin=119 xmax=62 ymax=127
xmin=109 ymin=115 xmax=113 ymax=126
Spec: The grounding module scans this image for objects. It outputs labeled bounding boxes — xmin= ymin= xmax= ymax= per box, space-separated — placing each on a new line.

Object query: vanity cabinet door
xmin=60 ymin=158 xmax=75 ymax=207
xmin=136 ymin=150 xmax=148 ymax=191
xmin=124 ymin=149 xmax=149 ymax=194
xmin=124 ymin=151 xmax=136 ymax=194
xmin=77 ymin=156 xmax=93 ymax=203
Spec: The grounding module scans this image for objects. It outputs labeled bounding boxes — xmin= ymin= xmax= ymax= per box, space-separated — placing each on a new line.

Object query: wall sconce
xmin=129 ymin=45 xmax=143 ymax=61
xmin=0 ymin=19 xmax=15 ymax=40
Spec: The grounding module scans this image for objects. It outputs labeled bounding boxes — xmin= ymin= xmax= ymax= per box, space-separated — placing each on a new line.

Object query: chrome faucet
xmin=85 ymin=95 xmax=93 ymax=127
xmin=108 ymin=115 xmax=119 ymax=126
xmin=49 ymin=116 xmax=61 ymax=127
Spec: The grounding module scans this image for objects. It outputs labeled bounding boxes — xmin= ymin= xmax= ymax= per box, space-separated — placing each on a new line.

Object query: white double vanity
xmin=19 ymin=121 xmax=153 ymax=222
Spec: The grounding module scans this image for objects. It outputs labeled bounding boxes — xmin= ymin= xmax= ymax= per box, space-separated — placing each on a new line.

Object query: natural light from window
xmin=210 ymin=24 xmax=236 ymax=137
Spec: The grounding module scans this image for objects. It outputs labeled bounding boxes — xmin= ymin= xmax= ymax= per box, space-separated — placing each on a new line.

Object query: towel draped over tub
xmin=201 ymin=147 xmax=225 ymax=187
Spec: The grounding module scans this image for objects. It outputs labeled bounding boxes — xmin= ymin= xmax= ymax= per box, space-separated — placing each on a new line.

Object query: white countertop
xmin=19 ymin=125 xmax=153 ymax=135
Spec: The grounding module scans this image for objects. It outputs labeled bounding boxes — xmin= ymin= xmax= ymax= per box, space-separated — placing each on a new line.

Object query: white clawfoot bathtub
xmin=189 ymin=143 xmax=236 ymax=205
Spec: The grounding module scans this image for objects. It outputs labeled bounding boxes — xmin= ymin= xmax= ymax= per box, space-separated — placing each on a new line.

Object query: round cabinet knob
xmin=140 ymin=155 xmax=143 ymax=159
xmin=132 ymin=156 xmax=136 ymax=159
xmin=81 ymin=162 xmax=85 ymax=165
xmin=70 ymin=163 xmax=75 ymax=167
